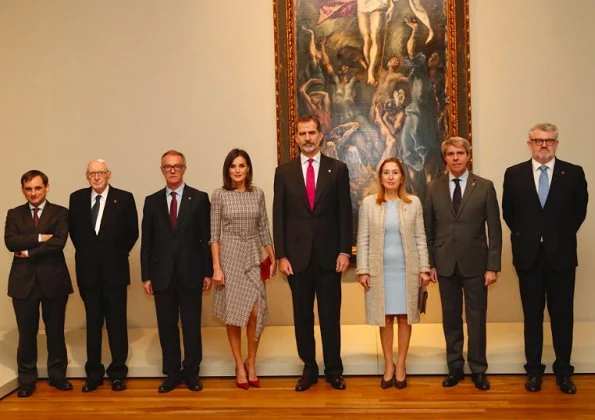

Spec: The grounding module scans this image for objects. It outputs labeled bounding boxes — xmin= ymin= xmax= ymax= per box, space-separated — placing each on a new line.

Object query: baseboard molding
xmin=1 ymin=322 xmax=594 ymax=397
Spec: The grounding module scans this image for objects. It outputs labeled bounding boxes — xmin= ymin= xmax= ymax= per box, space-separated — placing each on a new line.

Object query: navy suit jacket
xmin=502 ymin=159 xmax=588 ymax=271
xmin=140 ymin=185 xmax=213 ymax=292
xmin=69 ymin=186 xmax=139 ymax=288
xmin=273 ymin=154 xmax=352 ymax=273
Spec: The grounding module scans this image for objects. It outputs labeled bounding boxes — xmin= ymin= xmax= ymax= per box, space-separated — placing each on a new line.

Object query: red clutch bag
xmin=260 ymin=257 xmax=272 ymax=280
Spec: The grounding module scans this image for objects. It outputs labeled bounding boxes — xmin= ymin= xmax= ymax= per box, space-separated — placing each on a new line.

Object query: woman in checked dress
xmin=210 ymin=149 xmax=276 ymax=389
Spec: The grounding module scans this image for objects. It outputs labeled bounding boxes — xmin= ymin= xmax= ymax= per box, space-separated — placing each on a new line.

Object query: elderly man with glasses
xmin=69 ymin=159 xmax=139 ymax=392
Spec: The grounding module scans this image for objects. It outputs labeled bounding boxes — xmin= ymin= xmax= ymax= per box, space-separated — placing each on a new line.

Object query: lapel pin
xmin=328 ymin=169 xmax=332 ymax=173
xmin=561 ymin=171 xmax=566 ymax=175
xmin=188 ymin=196 xmax=192 ymax=200
xmin=113 ymin=199 xmax=118 ymax=204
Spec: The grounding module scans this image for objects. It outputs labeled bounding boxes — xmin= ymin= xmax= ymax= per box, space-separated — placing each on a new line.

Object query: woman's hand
xmin=419 ymin=272 xmax=431 ymax=287
xmin=358 ymin=274 xmax=371 ymax=290
xmin=269 ymin=259 xmax=277 ymax=278
xmin=212 ymin=267 xmax=225 ymax=286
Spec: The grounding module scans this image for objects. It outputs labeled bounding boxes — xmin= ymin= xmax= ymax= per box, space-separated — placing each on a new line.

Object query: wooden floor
xmin=0 ymin=375 xmax=593 ymax=419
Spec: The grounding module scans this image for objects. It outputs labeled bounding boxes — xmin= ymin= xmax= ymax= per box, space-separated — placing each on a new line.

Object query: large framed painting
xmin=274 ymin=0 xmax=471 ymax=247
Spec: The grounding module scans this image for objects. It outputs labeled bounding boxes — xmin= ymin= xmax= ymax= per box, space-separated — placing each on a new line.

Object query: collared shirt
xmin=532 ymin=158 xmax=555 ymax=192
xmin=29 ymin=200 xmax=47 ymax=219
xmin=448 ymin=170 xmax=469 ymax=199
xmin=166 ymin=183 xmax=185 ymax=217
xmin=91 ymin=184 xmax=110 ymax=234
xmin=300 ymin=152 xmax=321 ymax=186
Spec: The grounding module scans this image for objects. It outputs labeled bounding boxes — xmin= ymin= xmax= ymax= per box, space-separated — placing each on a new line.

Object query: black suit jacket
xmin=69 ymin=186 xmax=139 ymax=288
xmin=273 ymin=154 xmax=352 ymax=273
xmin=424 ymin=172 xmax=502 ymax=277
xmin=140 ymin=185 xmax=213 ymax=292
xmin=4 ymin=202 xmax=73 ymax=299
xmin=502 ymin=159 xmax=588 ymax=271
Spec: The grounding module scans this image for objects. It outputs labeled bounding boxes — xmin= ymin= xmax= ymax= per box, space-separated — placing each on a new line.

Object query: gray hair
xmin=528 ymin=123 xmax=558 ymax=139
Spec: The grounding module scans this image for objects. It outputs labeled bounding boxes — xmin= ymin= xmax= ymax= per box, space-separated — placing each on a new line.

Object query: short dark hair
xmin=222 ymin=148 xmax=253 ymax=191
xmin=21 ymin=170 xmax=48 ymax=187
xmin=296 ymin=114 xmax=321 ymax=132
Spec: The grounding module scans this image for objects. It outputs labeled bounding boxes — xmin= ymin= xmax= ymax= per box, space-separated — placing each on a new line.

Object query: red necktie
xmin=306 ymin=158 xmax=315 ymax=210
xmin=33 ymin=208 xmax=39 ymax=227
xmin=170 ymin=192 xmax=178 ymax=229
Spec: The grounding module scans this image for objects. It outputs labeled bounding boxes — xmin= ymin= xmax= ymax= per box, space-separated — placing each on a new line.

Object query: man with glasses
xmin=141 ymin=150 xmax=212 ymax=393
xmin=503 ymin=123 xmax=588 ymax=394
xmin=69 ymin=159 xmax=138 ymax=392
xmin=5 ymin=170 xmax=73 ymax=397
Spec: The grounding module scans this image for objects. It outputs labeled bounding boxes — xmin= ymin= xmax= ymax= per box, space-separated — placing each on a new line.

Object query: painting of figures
xmin=274 ymin=0 xmax=470 ymax=249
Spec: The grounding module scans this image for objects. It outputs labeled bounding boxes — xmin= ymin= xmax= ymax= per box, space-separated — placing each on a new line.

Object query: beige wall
xmin=0 ymin=0 xmax=593 ymax=330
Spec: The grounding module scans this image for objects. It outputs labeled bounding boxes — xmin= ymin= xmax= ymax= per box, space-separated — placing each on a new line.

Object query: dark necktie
xmin=33 ymin=207 xmax=40 ymax=227
xmin=452 ymin=178 xmax=462 ymax=214
xmin=91 ymin=195 xmax=102 ymax=232
xmin=306 ymin=158 xmax=315 ymax=210
xmin=170 ymin=191 xmax=178 ymax=229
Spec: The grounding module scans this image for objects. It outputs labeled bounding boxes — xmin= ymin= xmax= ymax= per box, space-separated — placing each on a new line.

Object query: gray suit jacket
xmin=424 ymin=172 xmax=502 ymax=277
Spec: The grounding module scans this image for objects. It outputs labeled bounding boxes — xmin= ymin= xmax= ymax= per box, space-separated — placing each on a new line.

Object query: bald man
xmin=69 ymin=160 xmax=139 ymax=392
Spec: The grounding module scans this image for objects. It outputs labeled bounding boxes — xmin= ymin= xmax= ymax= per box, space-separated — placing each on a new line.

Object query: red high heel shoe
xmin=235 ymin=367 xmax=249 ymax=390
xmin=245 ymin=362 xmax=261 ymax=388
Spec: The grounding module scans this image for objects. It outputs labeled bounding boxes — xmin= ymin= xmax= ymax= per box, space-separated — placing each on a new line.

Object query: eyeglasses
xmin=86 ymin=171 xmax=109 ymax=178
xmin=162 ymin=164 xmax=186 ymax=172
xmin=530 ymin=138 xmax=557 ymax=146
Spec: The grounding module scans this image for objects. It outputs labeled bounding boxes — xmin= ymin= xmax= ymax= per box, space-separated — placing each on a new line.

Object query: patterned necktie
xmin=33 ymin=207 xmax=39 ymax=227
xmin=170 ymin=191 xmax=178 ymax=229
xmin=306 ymin=158 xmax=315 ymax=210
xmin=452 ymin=178 xmax=462 ymax=214
xmin=538 ymin=165 xmax=549 ymax=208
xmin=91 ymin=195 xmax=101 ymax=232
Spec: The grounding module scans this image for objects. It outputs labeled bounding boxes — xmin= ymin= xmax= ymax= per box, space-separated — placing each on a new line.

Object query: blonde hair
xmin=376 ymin=157 xmax=411 ymax=204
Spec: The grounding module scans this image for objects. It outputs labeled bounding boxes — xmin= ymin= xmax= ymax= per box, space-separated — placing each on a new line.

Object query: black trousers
xmin=288 ymin=257 xmax=343 ymax=378
xmin=516 ymin=246 xmax=576 ymax=377
xmin=154 ymin=277 xmax=203 ymax=379
xmin=80 ymin=279 xmax=128 ymax=382
xmin=438 ymin=268 xmax=488 ymax=374
xmin=12 ymin=283 xmax=69 ymax=386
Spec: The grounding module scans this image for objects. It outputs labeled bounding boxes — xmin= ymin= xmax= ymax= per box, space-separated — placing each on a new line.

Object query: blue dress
xmin=383 ymin=201 xmax=407 ymax=315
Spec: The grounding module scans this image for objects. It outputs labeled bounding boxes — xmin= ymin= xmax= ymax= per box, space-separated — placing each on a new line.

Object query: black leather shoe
xmin=295 ymin=376 xmax=318 ymax=392
xmin=525 ymin=375 xmax=542 ymax=392
xmin=471 ymin=373 xmax=491 ymax=391
xmin=380 ymin=375 xmax=395 ymax=389
xmin=17 ymin=385 xmax=35 ymax=398
xmin=82 ymin=378 xmax=104 ymax=392
xmin=557 ymin=375 xmax=577 ymax=394
xmin=326 ymin=375 xmax=347 ymax=390
xmin=49 ymin=379 xmax=73 ymax=391
xmin=442 ymin=369 xmax=464 ymax=387
xmin=185 ymin=377 xmax=203 ymax=392
xmin=158 ymin=376 xmax=182 ymax=393
xmin=395 ymin=378 xmax=408 ymax=389
xmin=111 ymin=379 xmax=127 ymax=392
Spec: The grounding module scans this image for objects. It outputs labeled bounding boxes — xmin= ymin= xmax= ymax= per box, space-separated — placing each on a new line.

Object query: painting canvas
xmin=274 ymin=0 xmax=471 ymax=249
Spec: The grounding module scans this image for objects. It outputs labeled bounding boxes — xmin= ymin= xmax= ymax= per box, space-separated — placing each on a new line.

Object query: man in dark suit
xmin=4 ymin=170 xmax=74 ymax=397
xmin=69 ymin=159 xmax=138 ymax=392
xmin=273 ymin=115 xmax=352 ymax=392
xmin=141 ymin=150 xmax=212 ymax=393
xmin=424 ymin=137 xmax=502 ymax=391
xmin=503 ymin=123 xmax=588 ymax=394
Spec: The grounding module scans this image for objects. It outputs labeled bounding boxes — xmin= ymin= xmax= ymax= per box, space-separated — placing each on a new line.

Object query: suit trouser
xmin=80 ymin=279 xmax=128 ymax=382
xmin=288 ymin=257 xmax=343 ymax=378
xmin=154 ymin=277 xmax=203 ymax=379
xmin=438 ymin=268 xmax=488 ymax=373
xmin=516 ymin=246 xmax=575 ymax=377
xmin=12 ymin=283 xmax=69 ymax=386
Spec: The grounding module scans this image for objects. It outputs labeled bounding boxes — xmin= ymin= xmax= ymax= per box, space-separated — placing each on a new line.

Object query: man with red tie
xmin=4 ymin=170 xmax=73 ymax=397
xmin=141 ymin=150 xmax=212 ymax=393
xmin=273 ymin=115 xmax=353 ymax=392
